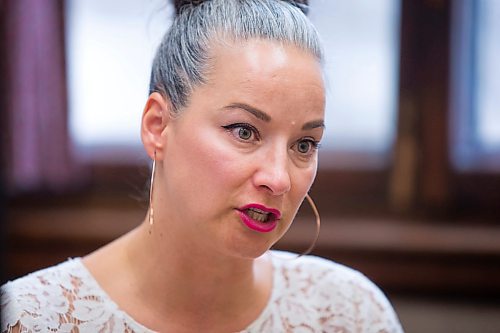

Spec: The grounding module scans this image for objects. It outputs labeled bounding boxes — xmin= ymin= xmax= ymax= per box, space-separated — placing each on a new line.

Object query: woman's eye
xmin=237 ymin=127 xmax=253 ymax=140
xmin=296 ymin=139 xmax=320 ymax=155
xmin=222 ymin=123 xmax=259 ymax=142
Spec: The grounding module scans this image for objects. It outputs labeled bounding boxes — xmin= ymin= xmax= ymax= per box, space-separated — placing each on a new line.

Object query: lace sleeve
xmin=1 ymin=271 xmax=79 ymax=333
xmin=312 ymin=257 xmax=403 ymax=332
xmin=253 ymin=252 xmax=404 ymax=333
xmin=1 ymin=260 xmax=154 ymax=333
xmin=1 ymin=284 xmax=22 ymax=333
xmin=344 ymin=270 xmax=403 ymax=332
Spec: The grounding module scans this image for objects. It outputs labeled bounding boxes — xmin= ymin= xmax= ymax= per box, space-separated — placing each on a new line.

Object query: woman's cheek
xmin=188 ymin=130 xmax=250 ymax=187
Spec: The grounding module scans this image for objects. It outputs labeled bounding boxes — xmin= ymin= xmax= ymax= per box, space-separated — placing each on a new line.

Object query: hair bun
xmin=288 ymin=0 xmax=309 ymax=15
xmin=172 ymin=0 xmax=309 ymax=16
xmin=173 ymin=0 xmax=205 ymax=15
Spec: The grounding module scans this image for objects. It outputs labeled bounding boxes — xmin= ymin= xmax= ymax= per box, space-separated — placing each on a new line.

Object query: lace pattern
xmin=1 ymin=253 xmax=403 ymax=332
xmin=1 ymin=259 xmax=150 ymax=333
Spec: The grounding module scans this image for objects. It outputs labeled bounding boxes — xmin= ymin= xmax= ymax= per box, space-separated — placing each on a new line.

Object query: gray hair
xmin=149 ymin=0 xmax=324 ymax=113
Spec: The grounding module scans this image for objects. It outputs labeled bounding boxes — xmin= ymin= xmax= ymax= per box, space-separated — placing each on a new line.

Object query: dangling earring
xmin=148 ymin=152 xmax=156 ymax=234
xmin=271 ymin=193 xmax=321 ymax=259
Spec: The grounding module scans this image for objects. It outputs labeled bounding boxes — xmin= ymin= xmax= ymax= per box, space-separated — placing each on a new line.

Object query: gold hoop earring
xmin=298 ymin=193 xmax=321 ymax=257
xmin=148 ymin=152 xmax=156 ymax=234
xmin=271 ymin=193 xmax=321 ymax=260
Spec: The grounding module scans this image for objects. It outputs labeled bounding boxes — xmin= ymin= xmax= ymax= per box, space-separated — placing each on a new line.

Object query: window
xmin=65 ymin=0 xmax=171 ymax=162
xmin=66 ymin=0 xmax=401 ymax=166
xmin=451 ymin=0 xmax=500 ymax=171
xmin=475 ymin=0 xmax=500 ymax=152
xmin=309 ymin=0 xmax=401 ymax=168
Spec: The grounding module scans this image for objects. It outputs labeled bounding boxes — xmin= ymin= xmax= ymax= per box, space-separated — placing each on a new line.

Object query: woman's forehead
xmin=207 ymin=39 xmax=324 ymax=90
xmin=184 ymin=39 xmax=325 ymax=123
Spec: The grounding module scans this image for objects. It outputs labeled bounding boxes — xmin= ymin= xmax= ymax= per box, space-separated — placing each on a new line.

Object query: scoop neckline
xmin=73 ymin=251 xmax=284 ymax=332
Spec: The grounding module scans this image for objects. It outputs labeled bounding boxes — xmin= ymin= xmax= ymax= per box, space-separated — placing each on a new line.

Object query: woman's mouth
xmin=237 ymin=204 xmax=281 ymax=233
xmin=246 ymin=207 xmax=272 ymax=222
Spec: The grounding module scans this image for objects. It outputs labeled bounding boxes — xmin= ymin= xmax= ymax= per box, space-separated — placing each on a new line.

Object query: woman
xmin=1 ymin=0 xmax=403 ymax=332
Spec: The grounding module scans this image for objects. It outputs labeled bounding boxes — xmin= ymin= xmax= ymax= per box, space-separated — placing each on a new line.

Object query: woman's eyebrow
xmin=224 ymin=103 xmax=324 ymax=130
xmin=302 ymin=120 xmax=325 ymax=131
xmin=224 ymin=103 xmax=271 ymax=122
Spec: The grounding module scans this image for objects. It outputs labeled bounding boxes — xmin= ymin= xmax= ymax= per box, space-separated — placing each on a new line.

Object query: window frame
xmin=5 ymin=0 xmax=499 ymax=221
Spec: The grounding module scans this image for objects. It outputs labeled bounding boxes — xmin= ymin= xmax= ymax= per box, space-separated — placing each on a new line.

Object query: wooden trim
xmin=452 ymin=172 xmax=500 ymax=220
xmin=391 ymin=0 xmax=453 ymax=213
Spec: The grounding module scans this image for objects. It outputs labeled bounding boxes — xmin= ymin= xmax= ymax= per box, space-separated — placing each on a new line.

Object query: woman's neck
xmin=83 ymin=219 xmax=273 ymax=332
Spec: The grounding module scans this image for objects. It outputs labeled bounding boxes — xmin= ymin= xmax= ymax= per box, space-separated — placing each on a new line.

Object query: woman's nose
xmin=252 ymin=146 xmax=291 ymax=196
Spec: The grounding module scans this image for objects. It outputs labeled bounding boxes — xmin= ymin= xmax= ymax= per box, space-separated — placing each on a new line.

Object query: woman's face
xmin=156 ymin=39 xmax=325 ymax=259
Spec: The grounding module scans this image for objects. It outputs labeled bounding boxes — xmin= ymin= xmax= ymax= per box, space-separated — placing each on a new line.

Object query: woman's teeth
xmin=246 ymin=208 xmax=270 ymax=222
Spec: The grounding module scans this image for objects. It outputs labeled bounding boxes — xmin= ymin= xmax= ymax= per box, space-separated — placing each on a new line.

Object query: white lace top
xmin=1 ymin=252 xmax=403 ymax=332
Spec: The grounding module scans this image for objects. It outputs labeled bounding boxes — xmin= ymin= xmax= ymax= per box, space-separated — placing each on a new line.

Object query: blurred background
xmin=1 ymin=0 xmax=499 ymax=332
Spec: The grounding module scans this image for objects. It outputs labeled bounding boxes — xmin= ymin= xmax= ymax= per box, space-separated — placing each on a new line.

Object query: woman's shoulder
xmin=269 ymin=251 xmax=403 ymax=332
xmin=1 ymin=258 xmax=113 ymax=332
xmin=2 ymin=258 xmax=84 ymax=302
xmin=272 ymin=250 xmax=376 ymax=288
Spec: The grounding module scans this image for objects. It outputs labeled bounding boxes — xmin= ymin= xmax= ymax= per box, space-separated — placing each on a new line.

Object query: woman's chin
xmin=223 ymin=234 xmax=274 ymax=260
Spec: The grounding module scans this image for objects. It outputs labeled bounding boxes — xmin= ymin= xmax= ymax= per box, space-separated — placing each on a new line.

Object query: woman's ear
xmin=141 ymin=92 xmax=171 ymax=160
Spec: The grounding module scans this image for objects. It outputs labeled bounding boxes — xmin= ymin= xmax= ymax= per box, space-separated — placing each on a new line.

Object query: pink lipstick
xmin=237 ymin=204 xmax=281 ymax=233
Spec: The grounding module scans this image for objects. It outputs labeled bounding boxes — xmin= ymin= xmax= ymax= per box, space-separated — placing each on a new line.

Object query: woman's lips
xmin=237 ymin=204 xmax=281 ymax=233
